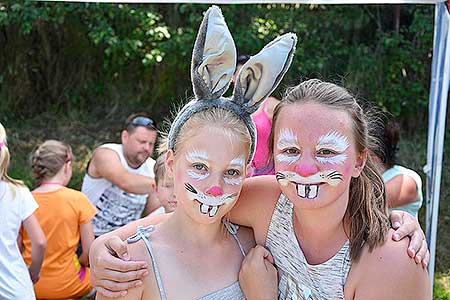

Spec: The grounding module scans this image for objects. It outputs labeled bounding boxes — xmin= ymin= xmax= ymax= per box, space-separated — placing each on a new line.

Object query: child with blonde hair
xmin=0 ymin=122 xmax=46 ymax=300
xmin=149 ymin=151 xmax=177 ymax=217
xmin=22 ymin=139 xmax=96 ymax=299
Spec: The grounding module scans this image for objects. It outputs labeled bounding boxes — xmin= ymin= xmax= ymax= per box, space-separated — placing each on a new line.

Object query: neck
xmin=36 ymin=173 xmax=67 ymax=192
xmin=292 ymin=191 xmax=349 ymax=265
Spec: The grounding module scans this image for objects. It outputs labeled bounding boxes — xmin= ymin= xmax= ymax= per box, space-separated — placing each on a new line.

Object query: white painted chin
xmin=295 ymin=183 xmax=320 ymax=199
xmin=196 ymin=200 xmax=220 ymax=217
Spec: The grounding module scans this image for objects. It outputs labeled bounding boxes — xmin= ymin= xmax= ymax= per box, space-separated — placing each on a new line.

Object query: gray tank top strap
xmin=223 ymin=221 xmax=246 ymax=257
xmin=127 ymin=225 xmax=167 ymax=300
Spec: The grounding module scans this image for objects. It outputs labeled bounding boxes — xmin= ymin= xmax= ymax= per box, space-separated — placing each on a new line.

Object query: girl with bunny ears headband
xmin=95 ymin=6 xmax=296 ymax=300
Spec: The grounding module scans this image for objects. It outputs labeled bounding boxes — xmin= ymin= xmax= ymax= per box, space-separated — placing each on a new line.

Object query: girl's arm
xmin=79 ymin=221 xmax=95 ymax=266
xmin=22 ymin=214 xmax=47 ymax=284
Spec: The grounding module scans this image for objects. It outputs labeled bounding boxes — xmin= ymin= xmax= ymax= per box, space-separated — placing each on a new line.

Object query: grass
xmin=4 ymin=115 xmax=450 ymax=296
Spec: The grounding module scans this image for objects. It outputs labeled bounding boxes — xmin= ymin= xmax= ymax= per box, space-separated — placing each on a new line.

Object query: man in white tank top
xmin=82 ymin=113 xmax=159 ymax=237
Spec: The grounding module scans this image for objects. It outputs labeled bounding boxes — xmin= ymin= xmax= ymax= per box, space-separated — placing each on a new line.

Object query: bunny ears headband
xmin=168 ymin=6 xmax=297 ymax=163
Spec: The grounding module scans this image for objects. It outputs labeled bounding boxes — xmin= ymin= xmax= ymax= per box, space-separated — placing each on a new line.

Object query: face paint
xmin=185 ymin=183 xmax=238 ymax=217
xmin=276 ymin=170 xmax=343 ymax=199
xmin=316 ymin=131 xmax=349 ymax=165
xmin=223 ymin=177 xmax=243 ymax=186
xmin=276 ymin=153 xmax=301 ymax=165
xmin=316 ymin=154 xmax=348 ymax=166
xmin=186 ymin=149 xmax=209 ymax=163
xmin=187 ymin=170 xmax=210 ymax=181
xmin=229 ymin=156 xmax=245 ymax=168
xmin=276 ymin=128 xmax=301 ymax=164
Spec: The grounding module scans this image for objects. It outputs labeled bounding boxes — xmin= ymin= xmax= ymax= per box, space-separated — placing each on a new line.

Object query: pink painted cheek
xmin=343 ymin=163 xmax=352 ymax=177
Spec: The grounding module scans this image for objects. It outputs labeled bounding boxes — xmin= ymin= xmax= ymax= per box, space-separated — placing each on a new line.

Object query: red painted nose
xmin=295 ymin=163 xmax=318 ymax=177
xmin=205 ymin=186 xmax=223 ymax=197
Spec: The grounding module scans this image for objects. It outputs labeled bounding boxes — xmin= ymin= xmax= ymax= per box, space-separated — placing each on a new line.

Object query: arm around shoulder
xmin=350 ymin=233 xmax=431 ymax=300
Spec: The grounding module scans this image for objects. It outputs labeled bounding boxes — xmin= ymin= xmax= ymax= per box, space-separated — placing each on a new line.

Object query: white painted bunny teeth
xmin=200 ymin=203 xmax=209 ymax=214
xmin=209 ymin=206 xmax=219 ymax=217
xmin=199 ymin=203 xmax=220 ymax=217
xmin=296 ymin=184 xmax=319 ymax=199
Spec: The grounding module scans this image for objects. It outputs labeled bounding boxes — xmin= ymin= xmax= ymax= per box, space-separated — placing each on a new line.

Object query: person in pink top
xmin=234 ymin=54 xmax=280 ymax=176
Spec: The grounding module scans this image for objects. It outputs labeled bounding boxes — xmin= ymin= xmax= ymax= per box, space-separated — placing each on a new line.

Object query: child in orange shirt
xmin=22 ymin=140 xmax=96 ymax=299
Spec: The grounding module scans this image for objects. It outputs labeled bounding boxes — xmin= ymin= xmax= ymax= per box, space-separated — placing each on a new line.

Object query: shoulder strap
xmin=223 ymin=221 xmax=246 ymax=257
xmin=127 ymin=226 xmax=167 ymax=300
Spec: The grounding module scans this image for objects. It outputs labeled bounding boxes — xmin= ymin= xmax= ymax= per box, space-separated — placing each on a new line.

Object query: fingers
xmin=413 ymin=239 xmax=429 ymax=267
xmin=96 ymin=286 xmax=128 ymax=299
xmin=96 ymin=277 xmax=143 ymax=292
xmin=422 ymin=249 xmax=430 ymax=269
xmin=95 ymin=264 xmax=149 ymax=282
xmin=95 ymin=255 xmax=148 ymax=274
xmin=105 ymin=236 xmax=130 ymax=260
xmin=389 ymin=210 xmax=404 ymax=229
xmin=253 ymin=244 xmax=274 ymax=263
xmin=391 ymin=218 xmax=416 ymax=242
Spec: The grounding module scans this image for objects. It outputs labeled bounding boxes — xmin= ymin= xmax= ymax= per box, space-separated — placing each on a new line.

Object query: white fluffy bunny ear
xmin=233 ymin=33 xmax=297 ymax=113
xmin=191 ymin=6 xmax=237 ymax=100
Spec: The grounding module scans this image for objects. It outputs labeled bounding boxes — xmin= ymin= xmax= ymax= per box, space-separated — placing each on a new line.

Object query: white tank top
xmin=265 ymin=194 xmax=351 ymax=300
xmin=81 ymin=143 xmax=155 ymax=236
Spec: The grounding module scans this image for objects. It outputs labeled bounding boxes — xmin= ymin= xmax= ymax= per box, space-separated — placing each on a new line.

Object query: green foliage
xmin=0 ymin=3 xmax=434 ymax=128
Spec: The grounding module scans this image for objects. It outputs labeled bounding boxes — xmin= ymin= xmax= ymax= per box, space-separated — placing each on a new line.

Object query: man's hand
xmin=390 ymin=210 xmax=429 ymax=268
xmin=239 ymin=245 xmax=278 ymax=300
xmin=90 ymin=236 xmax=149 ymax=298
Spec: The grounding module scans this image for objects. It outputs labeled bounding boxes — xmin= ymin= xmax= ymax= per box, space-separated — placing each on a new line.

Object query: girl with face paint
xmin=236 ymin=79 xmax=430 ymax=299
xmin=95 ymin=5 xmax=298 ymax=300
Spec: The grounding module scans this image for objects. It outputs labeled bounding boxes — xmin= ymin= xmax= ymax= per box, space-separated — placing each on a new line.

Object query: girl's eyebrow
xmin=186 ymin=149 xmax=209 ymax=163
xmin=316 ymin=131 xmax=349 ymax=151
xmin=277 ymin=128 xmax=299 ymax=148
xmin=229 ymin=156 xmax=245 ymax=167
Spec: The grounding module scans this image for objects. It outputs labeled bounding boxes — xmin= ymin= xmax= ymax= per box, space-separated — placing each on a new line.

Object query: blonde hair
xmin=31 ymin=140 xmax=72 ymax=186
xmin=270 ymin=79 xmax=389 ymax=261
xmin=154 ymin=151 xmax=167 ymax=185
xmin=168 ymin=107 xmax=252 ymax=161
xmin=0 ymin=122 xmax=24 ymax=189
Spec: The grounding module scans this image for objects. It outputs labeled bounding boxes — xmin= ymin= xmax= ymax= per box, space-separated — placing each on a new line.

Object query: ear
xmin=191 ymin=6 xmax=237 ymax=100
xmin=165 ymin=149 xmax=175 ymax=179
xmin=233 ymin=33 xmax=297 ymax=113
xmin=121 ymin=130 xmax=129 ymax=144
xmin=352 ymin=149 xmax=368 ymax=178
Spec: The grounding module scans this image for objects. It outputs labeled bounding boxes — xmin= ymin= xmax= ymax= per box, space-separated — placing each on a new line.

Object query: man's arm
xmin=90 ymin=148 xmax=155 ymax=195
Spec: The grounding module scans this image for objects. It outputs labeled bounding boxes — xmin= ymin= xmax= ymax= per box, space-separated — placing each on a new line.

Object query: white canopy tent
xmin=51 ymin=0 xmax=449 ymax=291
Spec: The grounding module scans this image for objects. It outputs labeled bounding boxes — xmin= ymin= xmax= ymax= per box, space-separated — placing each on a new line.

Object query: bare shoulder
xmin=346 ymin=229 xmax=431 ymax=300
xmin=232 ymin=176 xmax=281 ymax=244
xmin=230 ymin=176 xmax=281 ymax=237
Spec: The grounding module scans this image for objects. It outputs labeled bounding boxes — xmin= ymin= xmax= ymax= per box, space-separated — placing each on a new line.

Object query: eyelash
xmin=317 ymin=149 xmax=339 ymax=156
xmin=225 ymin=169 xmax=240 ymax=177
xmin=192 ymin=163 xmax=208 ymax=172
xmin=283 ymin=148 xmax=300 ymax=155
